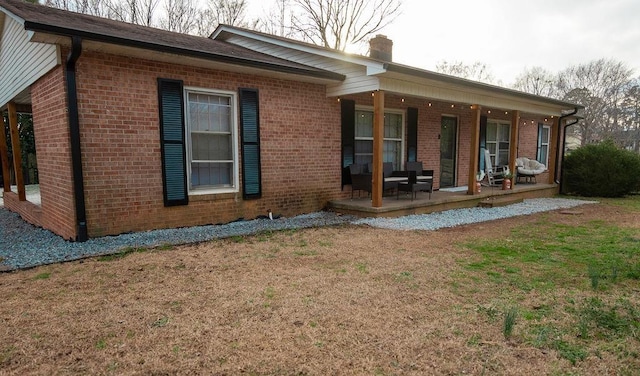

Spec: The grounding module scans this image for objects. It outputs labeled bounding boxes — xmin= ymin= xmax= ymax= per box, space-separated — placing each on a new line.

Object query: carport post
xmin=7 ymin=102 xmax=25 ymax=200
xmin=0 ymin=109 xmax=11 ymax=192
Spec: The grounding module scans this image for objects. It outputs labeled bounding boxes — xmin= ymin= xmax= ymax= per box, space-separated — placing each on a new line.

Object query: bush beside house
xmin=564 ymin=140 xmax=640 ymax=197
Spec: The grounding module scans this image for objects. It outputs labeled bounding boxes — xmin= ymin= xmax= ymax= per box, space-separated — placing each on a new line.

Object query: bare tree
xmin=435 ymin=60 xmax=499 ymax=85
xmin=618 ymin=78 xmax=640 ymax=152
xmin=283 ymin=0 xmax=402 ymax=51
xmin=113 ymin=0 xmax=160 ymax=26
xmin=256 ymin=0 xmax=295 ymax=37
xmin=557 ymin=59 xmax=633 ymax=146
xmin=196 ymin=0 xmax=251 ymax=37
xmin=512 ymin=66 xmax=557 ymax=97
xmin=160 ymin=0 xmax=199 ymax=34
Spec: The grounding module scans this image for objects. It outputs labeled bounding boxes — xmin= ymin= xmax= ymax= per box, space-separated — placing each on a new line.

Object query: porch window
xmin=354 ymin=109 xmax=403 ymax=170
xmin=537 ymin=124 xmax=551 ymax=167
xmin=185 ymin=89 xmax=238 ymax=194
xmin=486 ymin=120 xmax=510 ymax=167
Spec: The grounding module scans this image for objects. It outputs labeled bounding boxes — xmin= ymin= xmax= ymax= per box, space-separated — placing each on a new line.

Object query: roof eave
xmin=22 ymin=21 xmax=346 ymax=82
xmin=383 ymin=63 xmax=583 ymax=110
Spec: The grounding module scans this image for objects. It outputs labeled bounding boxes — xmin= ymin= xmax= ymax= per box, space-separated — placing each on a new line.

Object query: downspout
xmin=66 ymin=36 xmax=88 ymax=242
xmin=554 ymin=107 xmax=579 ymax=194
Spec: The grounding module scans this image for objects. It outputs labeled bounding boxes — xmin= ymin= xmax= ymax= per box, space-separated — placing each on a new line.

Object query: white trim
xmin=354 ymin=105 xmax=405 ymax=169
xmin=183 ymin=86 xmax=239 ymax=196
xmin=486 ymin=119 xmax=511 ymax=167
xmin=538 ymin=124 xmax=551 ymax=168
xmin=440 ymin=115 xmax=459 ymax=187
xmin=212 ymin=26 xmax=387 ymax=72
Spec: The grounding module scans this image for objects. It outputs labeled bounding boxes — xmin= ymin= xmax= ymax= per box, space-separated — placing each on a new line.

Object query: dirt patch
xmin=0 ymin=201 xmax=638 ymax=375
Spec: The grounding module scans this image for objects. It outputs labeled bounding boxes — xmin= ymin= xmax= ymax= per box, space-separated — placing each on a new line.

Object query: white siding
xmin=0 ymin=14 xmax=59 ymax=106
xmin=223 ymin=34 xmax=380 ymax=96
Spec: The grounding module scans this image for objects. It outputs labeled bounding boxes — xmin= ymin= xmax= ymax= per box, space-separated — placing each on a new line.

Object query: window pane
xmin=192 ymin=133 xmax=231 ymax=160
xmin=542 ymin=127 xmax=550 ymax=143
xmin=498 ymin=124 xmax=510 ymax=142
xmin=187 ymin=91 xmax=235 ymax=190
xmin=497 ymin=151 xmax=509 ymax=166
xmin=383 ymin=140 xmax=401 ymax=170
xmin=355 ymin=111 xmax=373 ymax=137
xmin=191 ymin=162 xmax=232 ymax=187
xmin=384 ymin=113 xmax=402 ymax=138
xmin=487 ymin=123 xmax=497 ymax=141
xmin=355 ymin=140 xmax=373 ymax=154
xmin=355 ymin=155 xmax=372 ymax=166
xmin=540 ymin=145 xmax=548 ymax=165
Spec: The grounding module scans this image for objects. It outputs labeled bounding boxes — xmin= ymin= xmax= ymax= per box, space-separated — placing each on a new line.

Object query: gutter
xmin=554 ymin=107 xmax=580 ymax=193
xmin=66 ymin=36 xmax=88 ymax=242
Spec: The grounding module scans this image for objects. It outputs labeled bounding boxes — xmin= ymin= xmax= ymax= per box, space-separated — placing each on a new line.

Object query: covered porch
xmin=331 ymin=59 xmax=582 ymax=214
xmin=330 ymin=182 xmax=558 ymax=218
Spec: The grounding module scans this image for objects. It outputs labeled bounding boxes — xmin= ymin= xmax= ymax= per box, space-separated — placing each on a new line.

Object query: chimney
xmin=369 ymin=34 xmax=393 ymax=61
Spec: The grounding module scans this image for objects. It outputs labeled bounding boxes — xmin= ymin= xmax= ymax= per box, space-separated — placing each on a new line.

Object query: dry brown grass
xmin=1 ymin=201 xmax=639 ymax=375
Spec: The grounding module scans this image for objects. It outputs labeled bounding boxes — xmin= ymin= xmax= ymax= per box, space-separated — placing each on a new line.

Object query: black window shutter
xmin=407 ymin=107 xmax=418 ymax=162
xmin=239 ymin=88 xmax=262 ymax=199
xmin=536 ymin=123 xmax=544 ymax=162
xmin=341 ymin=99 xmax=355 ymax=188
xmin=478 ymin=115 xmax=488 ymax=171
xmin=158 ymin=78 xmax=188 ymax=207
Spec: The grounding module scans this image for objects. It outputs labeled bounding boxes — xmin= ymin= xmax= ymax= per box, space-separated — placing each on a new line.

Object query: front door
xmin=440 ymin=116 xmax=458 ymax=187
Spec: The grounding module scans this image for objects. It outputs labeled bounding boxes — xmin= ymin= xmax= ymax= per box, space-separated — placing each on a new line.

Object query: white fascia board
xmin=0 ymin=5 xmax=25 ymax=26
xmin=366 ymin=65 xmax=387 ymax=75
xmin=213 ymin=26 xmax=387 ymax=75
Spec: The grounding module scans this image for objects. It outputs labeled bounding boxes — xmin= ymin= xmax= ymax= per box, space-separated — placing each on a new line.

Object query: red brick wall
xmin=72 ymin=51 xmax=343 ymax=237
xmin=28 ymin=65 xmax=78 ymax=240
xmin=516 ymin=116 xmax=554 ymax=183
xmin=19 ymin=50 xmax=558 ymax=240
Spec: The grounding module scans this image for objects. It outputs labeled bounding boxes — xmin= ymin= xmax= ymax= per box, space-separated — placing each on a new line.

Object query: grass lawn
xmin=1 ymin=195 xmax=639 ymax=375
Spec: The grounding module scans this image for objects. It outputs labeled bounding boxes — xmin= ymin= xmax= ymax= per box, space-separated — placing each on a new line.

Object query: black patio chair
xmin=397 ymin=170 xmax=432 ymax=201
xmin=349 ymin=164 xmax=371 ymax=198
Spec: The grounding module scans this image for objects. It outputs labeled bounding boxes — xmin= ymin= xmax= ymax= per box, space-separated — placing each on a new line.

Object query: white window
xmin=185 ymin=88 xmax=239 ymax=194
xmin=537 ymin=125 xmax=551 ymax=167
xmin=486 ymin=120 xmax=510 ymax=167
xmin=354 ymin=108 xmax=404 ymax=170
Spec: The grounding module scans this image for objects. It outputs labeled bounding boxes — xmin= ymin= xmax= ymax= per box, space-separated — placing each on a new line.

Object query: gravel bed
xmin=0 ymin=198 xmax=596 ymax=271
xmin=354 ymin=198 xmax=597 ymax=230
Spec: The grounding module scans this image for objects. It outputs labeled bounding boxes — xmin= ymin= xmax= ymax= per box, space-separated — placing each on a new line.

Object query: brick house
xmin=0 ymin=0 xmax=582 ymax=241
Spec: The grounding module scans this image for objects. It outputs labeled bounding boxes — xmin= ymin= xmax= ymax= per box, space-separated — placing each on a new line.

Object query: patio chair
xmin=483 ymin=149 xmax=505 ymax=186
xmin=349 ymin=164 xmax=371 ymax=198
xmin=397 ymin=170 xmax=432 ymax=201
xmin=368 ymin=162 xmax=399 ymax=194
xmin=515 ymin=157 xmax=546 ymax=183
xmin=406 ymin=161 xmax=434 ymax=182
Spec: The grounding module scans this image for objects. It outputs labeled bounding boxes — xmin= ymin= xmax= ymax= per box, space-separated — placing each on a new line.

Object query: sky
xmin=247 ymin=0 xmax=640 ymax=85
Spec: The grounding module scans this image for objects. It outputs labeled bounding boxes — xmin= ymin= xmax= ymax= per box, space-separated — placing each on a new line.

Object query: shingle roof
xmin=0 ymin=0 xmax=344 ymax=81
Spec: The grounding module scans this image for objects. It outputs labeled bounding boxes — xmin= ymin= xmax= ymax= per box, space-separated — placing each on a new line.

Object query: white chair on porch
xmin=483 ymin=149 xmax=505 ymax=186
